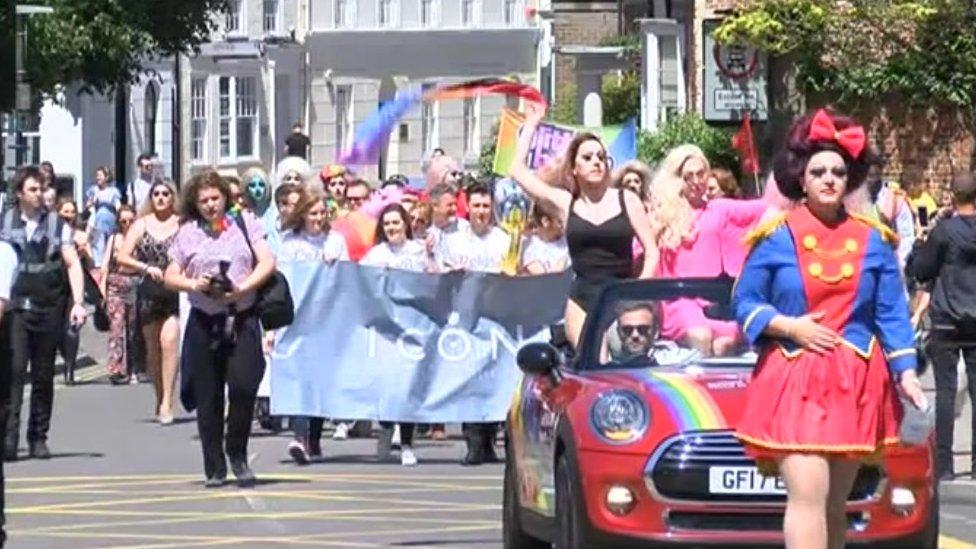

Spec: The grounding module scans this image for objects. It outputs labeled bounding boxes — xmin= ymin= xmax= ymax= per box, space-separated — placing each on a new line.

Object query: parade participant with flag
xmin=509 ymin=101 xmax=659 ymax=349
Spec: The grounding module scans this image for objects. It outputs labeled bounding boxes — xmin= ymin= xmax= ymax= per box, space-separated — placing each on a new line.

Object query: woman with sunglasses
xmin=117 ymin=180 xmax=181 ymax=424
xmin=510 ymin=102 xmax=659 ymax=348
xmin=99 ymin=205 xmax=140 ymax=384
xmin=648 ymin=144 xmax=772 ymax=357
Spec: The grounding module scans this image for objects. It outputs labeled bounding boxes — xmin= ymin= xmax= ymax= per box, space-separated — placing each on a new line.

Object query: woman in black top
xmin=510 ymin=102 xmax=658 ymax=348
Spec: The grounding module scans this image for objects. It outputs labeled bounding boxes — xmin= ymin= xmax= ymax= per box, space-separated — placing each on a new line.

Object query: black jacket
xmin=909 ymin=213 xmax=976 ymax=332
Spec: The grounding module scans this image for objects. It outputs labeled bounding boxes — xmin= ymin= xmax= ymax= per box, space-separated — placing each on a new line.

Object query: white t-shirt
xmin=278 ymin=230 xmax=350 ymax=263
xmin=22 ymin=212 xmax=72 ymax=243
xmin=129 ymin=177 xmax=153 ymax=212
xmin=360 ymin=240 xmax=428 ymax=272
xmin=521 ymin=235 xmax=570 ymax=273
xmin=437 ymin=225 xmax=509 ymax=274
xmin=0 ymin=241 xmax=17 ymax=302
xmin=427 ymin=217 xmax=470 ymax=241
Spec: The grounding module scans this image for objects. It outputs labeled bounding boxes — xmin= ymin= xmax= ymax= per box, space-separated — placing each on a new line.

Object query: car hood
xmin=583 ymin=365 xmax=752 ymax=436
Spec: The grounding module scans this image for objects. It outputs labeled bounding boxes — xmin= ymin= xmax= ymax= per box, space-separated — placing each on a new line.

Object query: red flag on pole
xmin=732 ymin=112 xmax=759 ymax=176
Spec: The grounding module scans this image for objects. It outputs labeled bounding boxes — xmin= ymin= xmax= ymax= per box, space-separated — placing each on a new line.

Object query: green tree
xmin=714 ymin=0 xmax=976 ymax=111
xmin=601 ymin=72 xmax=640 ymax=125
xmin=2 ymin=0 xmax=231 ymax=109
xmin=638 ymin=112 xmax=739 ymax=174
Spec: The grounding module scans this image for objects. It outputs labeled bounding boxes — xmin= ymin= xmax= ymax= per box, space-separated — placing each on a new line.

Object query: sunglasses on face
xmin=347 ymin=196 xmax=366 ymax=204
xmin=619 ymin=324 xmax=652 ymax=337
xmin=152 ymin=190 xmax=172 ymax=198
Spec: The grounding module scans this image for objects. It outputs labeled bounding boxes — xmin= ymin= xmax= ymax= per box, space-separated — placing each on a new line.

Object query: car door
xmin=512 ymin=368 xmax=581 ymax=517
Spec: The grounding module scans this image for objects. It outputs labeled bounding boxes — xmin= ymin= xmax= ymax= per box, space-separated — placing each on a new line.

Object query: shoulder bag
xmin=232 ymin=214 xmax=294 ymax=331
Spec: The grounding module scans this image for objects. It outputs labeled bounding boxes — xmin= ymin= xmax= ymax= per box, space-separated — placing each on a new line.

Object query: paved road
xmin=0 ymin=329 xmax=973 ymax=548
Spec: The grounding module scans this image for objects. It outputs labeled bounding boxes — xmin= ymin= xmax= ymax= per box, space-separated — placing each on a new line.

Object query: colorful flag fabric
xmin=732 ymin=112 xmax=759 ymax=175
xmin=491 ymin=108 xmax=637 ymax=175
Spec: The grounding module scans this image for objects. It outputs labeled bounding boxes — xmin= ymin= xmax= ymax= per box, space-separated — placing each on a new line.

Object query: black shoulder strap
xmin=618 ymin=188 xmax=631 ymax=221
xmin=232 ymin=213 xmax=258 ymax=268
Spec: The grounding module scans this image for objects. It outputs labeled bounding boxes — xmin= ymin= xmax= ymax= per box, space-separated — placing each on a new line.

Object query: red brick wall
xmin=862 ymin=104 xmax=973 ymax=198
xmin=553 ymin=8 xmax=618 ymax=104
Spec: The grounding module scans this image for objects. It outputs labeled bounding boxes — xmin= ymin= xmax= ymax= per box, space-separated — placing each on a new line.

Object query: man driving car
xmin=612 ymin=302 xmax=701 ymax=366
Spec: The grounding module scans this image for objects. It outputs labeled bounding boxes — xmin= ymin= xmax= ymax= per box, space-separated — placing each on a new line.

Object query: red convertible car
xmin=504 ymin=279 xmax=937 ymax=548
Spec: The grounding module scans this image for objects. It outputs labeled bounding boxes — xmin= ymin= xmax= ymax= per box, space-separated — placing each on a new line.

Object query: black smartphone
xmin=918 ymin=205 xmax=929 ymax=227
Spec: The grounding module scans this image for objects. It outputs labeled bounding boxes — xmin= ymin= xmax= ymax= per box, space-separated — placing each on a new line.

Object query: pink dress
xmin=657 ymin=198 xmax=769 ymax=341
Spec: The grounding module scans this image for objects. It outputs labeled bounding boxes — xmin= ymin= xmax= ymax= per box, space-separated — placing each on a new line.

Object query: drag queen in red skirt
xmin=732 ymin=109 xmax=928 ymax=549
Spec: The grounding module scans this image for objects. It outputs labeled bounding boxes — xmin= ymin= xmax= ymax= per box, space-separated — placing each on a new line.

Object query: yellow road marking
xmin=11 ymin=523 xmax=500 ymax=546
xmin=13 ymin=507 xmax=499 ymax=534
xmin=7 ymin=472 xmax=503 ymax=483
xmin=940 ymin=535 xmax=976 ymax=549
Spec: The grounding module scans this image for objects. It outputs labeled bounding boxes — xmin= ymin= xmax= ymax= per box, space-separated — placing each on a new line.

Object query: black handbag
xmin=138 ymin=275 xmax=173 ymax=302
xmin=93 ymin=303 xmax=111 ymax=332
xmin=232 ymin=214 xmax=294 ymax=331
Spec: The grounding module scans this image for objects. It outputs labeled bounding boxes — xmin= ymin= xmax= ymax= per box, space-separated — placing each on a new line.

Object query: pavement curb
xmin=940 ymin=479 xmax=976 ymax=505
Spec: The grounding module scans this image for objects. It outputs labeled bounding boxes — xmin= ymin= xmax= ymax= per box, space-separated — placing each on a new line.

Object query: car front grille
xmin=646 ymin=431 xmax=883 ymax=503
xmin=667 ymin=510 xmax=869 ymax=532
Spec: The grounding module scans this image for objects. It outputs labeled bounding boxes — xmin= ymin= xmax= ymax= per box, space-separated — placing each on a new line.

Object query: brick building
xmin=551 ymin=0 xmax=971 ymax=195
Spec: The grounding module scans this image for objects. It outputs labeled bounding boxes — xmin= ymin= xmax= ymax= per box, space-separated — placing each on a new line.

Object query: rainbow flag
xmin=491 ymin=108 xmax=638 ymax=176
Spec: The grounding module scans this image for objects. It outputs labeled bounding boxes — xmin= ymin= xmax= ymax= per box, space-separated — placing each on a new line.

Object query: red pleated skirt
xmin=735 ymin=342 xmax=902 ymax=469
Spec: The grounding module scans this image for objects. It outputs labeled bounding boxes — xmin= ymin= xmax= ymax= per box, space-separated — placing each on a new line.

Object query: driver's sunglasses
xmin=619 ymin=325 xmax=652 ymax=337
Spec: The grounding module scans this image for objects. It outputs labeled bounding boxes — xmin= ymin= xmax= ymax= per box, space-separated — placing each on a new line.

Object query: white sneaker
xmin=391 ymin=424 xmax=401 ymax=448
xmin=332 ymin=422 xmax=350 ymax=440
xmin=400 ymin=447 xmax=418 ymax=467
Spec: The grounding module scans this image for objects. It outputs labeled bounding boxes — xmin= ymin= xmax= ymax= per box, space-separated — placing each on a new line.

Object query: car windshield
xmin=578 ymin=278 xmax=756 ymax=371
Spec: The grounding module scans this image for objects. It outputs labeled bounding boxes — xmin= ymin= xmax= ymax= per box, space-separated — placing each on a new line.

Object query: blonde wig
xmin=649 ymin=144 xmax=710 ymax=250
xmin=274 ymin=156 xmax=318 ymax=196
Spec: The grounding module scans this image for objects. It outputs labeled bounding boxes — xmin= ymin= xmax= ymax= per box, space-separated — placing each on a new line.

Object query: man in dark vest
xmin=0 ymin=237 xmax=17 ymax=546
xmin=0 ymin=167 xmax=88 ymax=461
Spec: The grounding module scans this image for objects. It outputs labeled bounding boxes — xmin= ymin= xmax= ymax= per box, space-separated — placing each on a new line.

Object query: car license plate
xmin=708 ymin=466 xmax=786 ymax=495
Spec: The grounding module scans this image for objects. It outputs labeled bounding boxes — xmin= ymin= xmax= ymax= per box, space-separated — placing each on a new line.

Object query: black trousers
xmin=184 ymin=308 xmax=265 ymax=478
xmin=927 ymin=335 xmax=976 ymax=476
xmin=5 ymin=309 xmax=60 ymax=452
xmin=379 ymin=422 xmax=415 ymax=446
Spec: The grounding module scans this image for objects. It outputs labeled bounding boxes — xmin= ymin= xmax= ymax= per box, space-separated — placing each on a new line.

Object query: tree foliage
xmin=638 ymin=112 xmax=739 ymax=175
xmin=2 ymin=0 xmax=230 ymax=109
xmin=601 ymin=72 xmax=640 ymax=125
xmin=714 ymin=0 xmax=976 ymax=112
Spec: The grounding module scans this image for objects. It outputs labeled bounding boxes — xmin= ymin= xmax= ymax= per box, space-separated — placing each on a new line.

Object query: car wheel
xmin=502 ymin=457 xmax=548 ymax=549
xmin=555 ymin=452 xmax=594 ymax=549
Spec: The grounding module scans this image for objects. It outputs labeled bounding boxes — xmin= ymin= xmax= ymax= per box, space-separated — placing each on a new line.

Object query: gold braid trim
xmin=743 ymin=212 xmax=788 ymax=248
xmin=849 ymin=213 xmax=899 ymax=247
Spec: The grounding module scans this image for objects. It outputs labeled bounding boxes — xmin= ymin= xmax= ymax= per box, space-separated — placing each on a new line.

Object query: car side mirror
xmin=517 ymin=342 xmax=562 ymax=385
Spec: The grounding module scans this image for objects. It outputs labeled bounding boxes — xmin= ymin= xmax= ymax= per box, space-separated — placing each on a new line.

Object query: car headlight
xmin=590 ymin=390 xmax=649 ymax=445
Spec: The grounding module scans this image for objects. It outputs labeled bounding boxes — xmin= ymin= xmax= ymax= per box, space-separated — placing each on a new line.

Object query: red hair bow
xmin=808 ymin=109 xmax=866 ymax=159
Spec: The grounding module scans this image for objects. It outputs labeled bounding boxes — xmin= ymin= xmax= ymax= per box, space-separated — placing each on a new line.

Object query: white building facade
xmin=38 ymin=0 xmax=546 ymax=192
xmin=306 ymin=0 xmax=544 ymax=179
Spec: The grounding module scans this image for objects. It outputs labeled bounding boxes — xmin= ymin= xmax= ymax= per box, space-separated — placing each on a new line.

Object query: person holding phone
xmin=165 ymin=171 xmax=275 ymax=488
